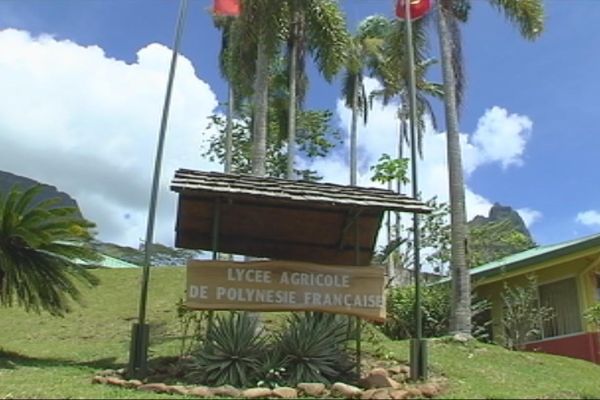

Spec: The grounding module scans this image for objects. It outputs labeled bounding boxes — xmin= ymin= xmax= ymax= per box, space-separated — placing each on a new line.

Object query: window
xmin=538 ymin=277 xmax=582 ymax=338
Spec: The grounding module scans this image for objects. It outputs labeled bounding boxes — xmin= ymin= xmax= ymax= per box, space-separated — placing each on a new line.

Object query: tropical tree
xmin=0 ymin=185 xmax=99 ymax=316
xmin=227 ymin=0 xmax=288 ymax=177
xmin=435 ymin=0 xmax=544 ymax=334
xmin=213 ymin=15 xmax=237 ymax=173
xmin=284 ymin=0 xmax=349 ymax=179
xmin=342 ymin=16 xmax=390 ymax=186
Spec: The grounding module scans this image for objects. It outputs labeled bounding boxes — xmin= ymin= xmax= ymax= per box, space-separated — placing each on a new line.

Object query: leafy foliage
xmin=0 ymin=185 xmax=99 ymax=315
xmin=375 ymin=197 xmax=451 ymax=277
xmin=468 ymin=220 xmax=536 ymax=268
xmin=190 ymin=312 xmax=266 ymax=388
xmin=370 ymin=153 xmax=409 ymax=186
xmin=382 ymin=284 xmax=451 ymax=340
xmin=202 ymin=105 xmax=341 ymax=180
xmin=499 ymin=275 xmax=554 ymax=350
xmin=273 ymin=312 xmax=354 ymax=385
xmin=382 ymin=284 xmax=492 ymax=341
xmin=583 ymin=302 xmax=600 ymax=327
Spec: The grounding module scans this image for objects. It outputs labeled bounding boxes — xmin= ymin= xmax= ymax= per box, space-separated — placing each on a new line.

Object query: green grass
xmin=1 ymin=267 xmax=600 ymax=399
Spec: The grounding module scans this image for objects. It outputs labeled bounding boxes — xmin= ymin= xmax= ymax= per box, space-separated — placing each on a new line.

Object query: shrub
xmin=383 ymin=284 xmax=451 ymax=339
xmin=189 ymin=312 xmax=266 ymax=387
xmin=583 ymin=303 xmax=600 ymax=327
xmin=273 ymin=312 xmax=355 ymax=385
xmin=175 ymin=298 xmax=207 ymax=357
xmin=500 ymin=275 xmax=554 ymax=350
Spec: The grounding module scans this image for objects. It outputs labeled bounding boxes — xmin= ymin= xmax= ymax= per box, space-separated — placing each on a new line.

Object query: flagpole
xmin=403 ymin=0 xmax=427 ymax=381
xmin=129 ymin=0 xmax=189 ymax=377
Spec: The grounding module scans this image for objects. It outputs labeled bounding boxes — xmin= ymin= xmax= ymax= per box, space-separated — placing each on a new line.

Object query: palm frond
xmin=488 ymin=0 xmax=544 ymax=40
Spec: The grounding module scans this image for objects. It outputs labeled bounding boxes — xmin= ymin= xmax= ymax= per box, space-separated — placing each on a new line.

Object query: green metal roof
xmin=470 ymin=232 xmax=600 ymax=282
xmin=436 ymin=232 xmax=600 ymax=285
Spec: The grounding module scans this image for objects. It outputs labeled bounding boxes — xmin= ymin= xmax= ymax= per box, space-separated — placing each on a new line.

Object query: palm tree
xmin=0 ymin=185 xmax=99 ymax=316
xmin=213 ymin=16 xmax=237 ymax=174
xmin=342 ymin=16 xmax=390 ymax=186
xmin=435 ymin=0 xmax=544 ymax=334
xmin=284 ymin=0 xmax=349 ymax=179
xmin=227 ymin=0 xmax=288 ymax=177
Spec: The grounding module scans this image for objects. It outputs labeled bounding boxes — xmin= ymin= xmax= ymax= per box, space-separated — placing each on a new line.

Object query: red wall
xmin=525 ymin=332 xmax=600 ymax=364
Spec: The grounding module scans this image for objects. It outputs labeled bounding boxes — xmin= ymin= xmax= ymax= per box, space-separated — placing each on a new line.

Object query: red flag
xmin=396 ymin=0 xmax=431 ymax=20
xmin=214 ymin=0 xmax=241 ymax=17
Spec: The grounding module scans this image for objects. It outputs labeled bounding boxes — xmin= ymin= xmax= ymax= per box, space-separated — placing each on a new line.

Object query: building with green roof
xmin=469 ymin=232 xmax=600 ymax=364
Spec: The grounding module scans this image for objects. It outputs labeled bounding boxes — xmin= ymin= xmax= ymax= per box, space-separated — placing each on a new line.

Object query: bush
xmin=189 ymin=312 xmax=266 ymax=387
xmin=383 ymin=284 xmax=451 ymax=339
xmin=273 ymin=312 xmax=355 ymax=385
xmin=500 ymin=275 xmax=554 ymax=350
xmin=382 ymin=284 xmax=492 ymax=341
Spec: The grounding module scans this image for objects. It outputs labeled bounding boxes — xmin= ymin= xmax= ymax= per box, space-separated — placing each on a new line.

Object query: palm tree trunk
xmin=225 ymin=83 xmax=234 ymax=174
xmin=251 ymin=36 xmax=269 ymax=177
xmin=286 ymin=10 xmax=299 ymax=180
xmin=350 ymin=74 xmax=359 ymax=186
xmin=436 ymin=3 xmax=471 ymax=334
xmin=387 ymin=181 xmax=395 ymax=286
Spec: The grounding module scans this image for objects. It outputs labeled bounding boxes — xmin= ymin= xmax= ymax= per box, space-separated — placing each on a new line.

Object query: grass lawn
xmin=1 ymin=267 xmax=600 ymax=399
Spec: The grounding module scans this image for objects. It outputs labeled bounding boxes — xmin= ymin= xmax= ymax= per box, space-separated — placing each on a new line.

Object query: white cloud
xmin=517 ymin=208 xmax=543 ymax=228
xmin=310 ymin=77 xmax=539 ymax=226
xmin=0 ymin=29 xmax=221 ymax=247
xmin=471 ymin=106 xmax=532 ymax=169
xmin=575 ymin=210 xmax=600 ymax=227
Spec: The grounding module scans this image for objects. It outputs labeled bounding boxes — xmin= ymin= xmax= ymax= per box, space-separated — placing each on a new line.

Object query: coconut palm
xmin=435 ymin=0 xmax=544 ymax=334
xmin=0 ymin=185 xmax=99 ymax=316
xmin=284 ymin=0 xmax=349 ymax=179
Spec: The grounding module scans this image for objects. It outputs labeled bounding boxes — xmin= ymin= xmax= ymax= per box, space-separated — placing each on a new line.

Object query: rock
xmin=387 ymin=366 xmax=402 ymax=375
xmin=297 ymin=382 xmax=326 ymax=397
xmin=359 ymin=373 xmax=402 ymax=389
xmin=116 ymin=368 xmax=127 ymax=376
xmin=123 ymin=379 xmax=143 ymax=389
xmin=331 ymin=382 xmax=363 ymax=399
xmin=452 ymin=332 xmax=472 ymax=343
xmin=389 ymin=389 xmax=410 ymax=399
xmin=168 ymin=385 xmax=190 ymax=395
xmin=405 ymin=387 xmax=422 ymax=398
xmin=105 ymin=377 xmax=127 ymax=387
xmin=399 ymin=365 xmax=410 ymax=374
xmin=369 ymin=368 xmax=389 ymax=377
xmin=419 ymin=383 xmax=439 ymax=398
xmin=96 ymin=369 xmax=116 ymax=377
xmin=242 ymin=387 xmax=273 ymax=398
xmin=138 ymin=383 xmax=170 ymax=394
xmin=361 ymin=388 xmax=390 ymax=400
xmin=271 ymin=387 xmax=298 ymax=398
xmin=211 ymin=385 xmax=242 ymax=398
xmin=188 ymin=386 xmax=212 ymax=397
xmin=91 ymin=376 xmax=107 ymax=384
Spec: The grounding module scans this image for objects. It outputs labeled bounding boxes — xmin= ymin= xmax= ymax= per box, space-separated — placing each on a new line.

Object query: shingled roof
xmin=171 ymin=169 xmax=431 ymax=213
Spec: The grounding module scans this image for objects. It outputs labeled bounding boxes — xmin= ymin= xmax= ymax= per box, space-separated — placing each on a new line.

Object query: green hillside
xmin=1 ymin=268 xmax=599 ymax=399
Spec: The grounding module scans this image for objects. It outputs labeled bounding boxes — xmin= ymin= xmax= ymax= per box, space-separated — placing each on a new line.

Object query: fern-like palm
xmin=0 ymin=185 xmax=99 ymax=316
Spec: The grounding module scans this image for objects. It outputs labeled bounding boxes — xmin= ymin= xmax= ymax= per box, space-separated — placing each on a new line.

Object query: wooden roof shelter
xmin=171 ymin=169 xmax=431 ymax=266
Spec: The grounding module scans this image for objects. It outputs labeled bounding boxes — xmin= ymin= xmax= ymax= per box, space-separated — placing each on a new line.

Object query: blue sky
xmin=0 ymin=0 xmax=599 ymax=249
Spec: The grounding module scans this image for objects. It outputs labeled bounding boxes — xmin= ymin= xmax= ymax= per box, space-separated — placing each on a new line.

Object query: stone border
xmin=91 ymin=367 xmax=446 ymax=399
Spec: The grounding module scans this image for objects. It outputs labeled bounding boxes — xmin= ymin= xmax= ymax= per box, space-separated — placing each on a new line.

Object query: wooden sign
xmin=186 ymin=260 xmax=386 ymax=322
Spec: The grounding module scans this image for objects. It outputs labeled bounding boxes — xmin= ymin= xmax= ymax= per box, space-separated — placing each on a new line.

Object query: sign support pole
xmin=128 ymin=0 xmax=189 ymax=377
xmin=354 ymin=209 xmax=362 ymax=379
xmin=403 ymin=0 xmax=428 ymax=381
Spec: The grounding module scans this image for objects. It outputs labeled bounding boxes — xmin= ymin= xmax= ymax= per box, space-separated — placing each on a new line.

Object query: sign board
xmin=186 ymin=260 xmax=386 ymax=322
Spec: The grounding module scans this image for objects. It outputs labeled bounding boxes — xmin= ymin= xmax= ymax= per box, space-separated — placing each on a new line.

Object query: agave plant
xmin=190 ymin=312 xmax=266 ymax=387
xmin=275 ymin=312 xmax=354 ymax=385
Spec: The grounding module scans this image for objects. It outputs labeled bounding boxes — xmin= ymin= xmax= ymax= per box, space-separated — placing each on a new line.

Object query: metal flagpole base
xmin=128 ymin=323 xmax=150 ymax=378
xmin=409 ymin=338 xmax=428 ymax=381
